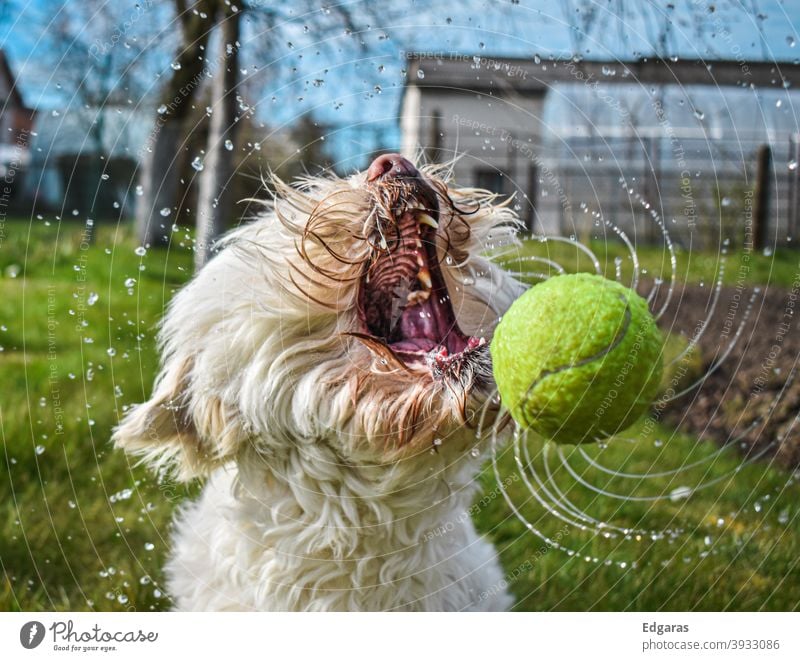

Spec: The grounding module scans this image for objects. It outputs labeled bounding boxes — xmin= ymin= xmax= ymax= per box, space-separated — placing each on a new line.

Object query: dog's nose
xmin=366 ymin=153 xmax=419 ymax=182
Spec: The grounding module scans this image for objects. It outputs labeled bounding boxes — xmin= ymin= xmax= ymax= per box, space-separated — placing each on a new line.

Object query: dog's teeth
xmin=418 ymin=212 xmax=439 ymax=229
xmin=417 ymin=267 xmax=432 ymax=289
xmin=406 ymin=290 xmax=431 ymax=305
xmin=415 ymin=252 xmax=425 ymax=267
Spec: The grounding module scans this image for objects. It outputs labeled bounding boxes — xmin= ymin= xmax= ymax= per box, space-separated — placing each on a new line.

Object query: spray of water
xmin=476 ymin=185 xmax=796 ymax=574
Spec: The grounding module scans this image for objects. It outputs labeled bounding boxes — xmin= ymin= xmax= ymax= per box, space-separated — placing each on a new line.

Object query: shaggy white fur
xmin=114 ymin=157 xmax=525 ymax=611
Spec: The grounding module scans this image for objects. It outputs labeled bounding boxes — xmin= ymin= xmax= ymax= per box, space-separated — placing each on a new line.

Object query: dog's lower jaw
xmin=163 ymin=441 xmax=512 ymax=612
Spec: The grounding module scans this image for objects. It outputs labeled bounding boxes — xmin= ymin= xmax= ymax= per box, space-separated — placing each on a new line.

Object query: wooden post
xmin=789 ymin=134 xmax=800 ymax=244
xmin=428 ymin=110 xmax=442 ymax=163
xmin=752 ymin=144 xmax=772 ymax=252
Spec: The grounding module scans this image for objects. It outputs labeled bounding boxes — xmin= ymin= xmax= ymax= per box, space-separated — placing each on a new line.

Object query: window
xmin=474 ymin=168 xmax=506 ymax=194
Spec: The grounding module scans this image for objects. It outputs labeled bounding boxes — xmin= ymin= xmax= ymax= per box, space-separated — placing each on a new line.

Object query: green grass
xmin=500 ymin=237 xmax=800 ymax=288
xmin=0 ymin=219 xmax=195 ymax=611
xmin=474 ymin=423 xmax=800 ymax=610
xmin=0 ymin=219 xmax=798 ymax=611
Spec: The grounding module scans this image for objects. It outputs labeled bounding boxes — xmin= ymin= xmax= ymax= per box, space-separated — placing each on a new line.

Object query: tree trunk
xmin=135 ymin=121 xmax=185 ymax=245
xmin=753 ymin=144 xmax=772 ymax=252
xmin=135 ymin=0 xmax=218 ymax=246
xmin=194 ymin=8 xmax=241 ymax=269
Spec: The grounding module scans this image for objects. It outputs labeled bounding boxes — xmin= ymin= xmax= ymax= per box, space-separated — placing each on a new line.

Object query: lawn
xmin=0 ymin=218 xmax=798 ymax=611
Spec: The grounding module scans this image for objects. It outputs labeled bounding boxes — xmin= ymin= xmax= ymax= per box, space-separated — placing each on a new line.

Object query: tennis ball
xmin=491 ymin=273 xmax=663 ymax=444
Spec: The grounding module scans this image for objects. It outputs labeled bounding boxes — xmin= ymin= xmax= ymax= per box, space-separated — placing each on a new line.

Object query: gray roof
xmin=403 ymin=54 xmax=800 ymax=97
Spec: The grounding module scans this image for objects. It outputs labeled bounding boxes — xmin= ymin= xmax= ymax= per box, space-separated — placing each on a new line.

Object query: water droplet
xmin=788 ymin=159 xmax=797 ymax=171
xmin=788 ymin=35 xmax=796 ymax=47
xmin=669 ymin=486 xmax=692 ymax=502
xmin=109 ymin=488 xmax=133 ymax=503
xmin=191 ymin=157 xmax=204 ymax=171
xmin=224 ymin=139 xmax=233 ymax=151
xmin=106 ymin=347 xmax=116 ymax=357
xmin=170 ymin=61 xmax=182 ymax=70
xmin=87 ymin=292 xmax=99 ymax=306
xmin=124 ymin=277 xmax=137 ymax=288
xmin=416 ymin=68 xmax=425 ymax=79
xmin=159 ymin=207 xmax=171 ymax=217
xmin=157 ymin=104 xmax=168 ymax=115
xmin=144 ymin=542 xmax=155 ymax=551
xmin=35 ymin=445 xmax=45 ymax=455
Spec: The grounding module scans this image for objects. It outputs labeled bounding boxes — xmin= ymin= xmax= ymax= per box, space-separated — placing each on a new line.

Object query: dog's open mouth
xmin=356 ymin=201 xmax=486 ymax=371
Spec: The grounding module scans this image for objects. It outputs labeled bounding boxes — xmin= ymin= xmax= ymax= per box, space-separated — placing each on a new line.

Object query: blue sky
xmin=1 ymin=0 xmax=799 ymax=168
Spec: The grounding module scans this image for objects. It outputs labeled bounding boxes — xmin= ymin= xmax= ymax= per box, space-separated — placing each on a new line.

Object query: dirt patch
xmin=648 ymin=277 xmax=800 ymax=468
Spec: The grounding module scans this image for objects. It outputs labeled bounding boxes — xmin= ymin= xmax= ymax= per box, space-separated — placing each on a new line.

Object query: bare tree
xmin=189 ymin=0 xmax=385 ymax=269
xmin=194 ymin=4 xmax=241 ymax=268
xmin=563 ymin=0 xmax=755 ymax=60
xmin=136 ymin=0 xmax=220 ymax=247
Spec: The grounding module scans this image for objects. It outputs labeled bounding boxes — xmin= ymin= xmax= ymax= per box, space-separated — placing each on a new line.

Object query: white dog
xmin=114 ymin=154 xmax=525 ymax=611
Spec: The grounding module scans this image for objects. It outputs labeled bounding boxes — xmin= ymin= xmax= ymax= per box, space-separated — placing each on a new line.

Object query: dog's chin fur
xmin=113 ymin=159 xmax=526 ymax=611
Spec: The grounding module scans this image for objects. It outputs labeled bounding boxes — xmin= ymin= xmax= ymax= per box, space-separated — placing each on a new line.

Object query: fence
xmin=426 ymin=128 xmax=800 ymax=250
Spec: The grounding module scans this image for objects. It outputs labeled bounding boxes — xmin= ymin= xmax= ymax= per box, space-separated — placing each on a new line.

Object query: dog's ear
xmin=113 ymin=352 xmax=246 ymax=481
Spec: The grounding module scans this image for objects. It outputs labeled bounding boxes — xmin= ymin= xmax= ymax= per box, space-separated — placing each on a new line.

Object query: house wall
xmin=400 ymin=85 xmax=547 ymax=231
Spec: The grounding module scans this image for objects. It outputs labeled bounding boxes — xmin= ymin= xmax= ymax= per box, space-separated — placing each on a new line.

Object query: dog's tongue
xmin=396 ymin=289 xmax=468 ymax=354
xmin=391 ymin=338 xmax=438 ymax=353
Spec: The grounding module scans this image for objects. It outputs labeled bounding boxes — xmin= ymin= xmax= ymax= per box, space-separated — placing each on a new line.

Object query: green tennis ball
xmin=491 ymin=273 xmax=663 ymax=444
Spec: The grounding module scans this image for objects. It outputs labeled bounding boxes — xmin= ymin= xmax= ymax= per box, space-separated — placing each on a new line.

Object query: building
xmin=400 ymin=54 xmax=800 ymax=245
xmin=0 ymin=50 xmax=35 ymax=204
